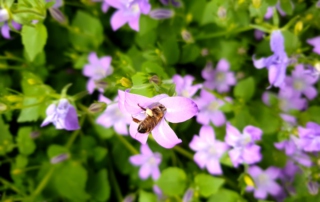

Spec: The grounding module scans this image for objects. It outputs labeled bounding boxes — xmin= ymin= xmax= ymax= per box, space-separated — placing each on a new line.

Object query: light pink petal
xmin=114 ymin=121 xmax=128 ymax=135
xmin=228 ymin=149 xmax=242 ymax=167
xmin=64 ymin=106 xmax=80 ymax=131
xmin=194 ymin=151 xmax=209 ymax=168
xmin=86 ymin=79 xmax=96 ymax=94
xmin=225 ymin=123 xmax=242 ymax=146
xmin=118 ymin=90 xmax=127 ymax=113
xmin=265 ymin=167 xmax=280 ymax=180
xmin=160 ymin=97 xmax=198 ymax=123
xmin=124 ymin=91 xmax=154 ymax=115
xmin=303 ymin=86 xmax=317 ymax=100
xmin=216 ymin=59 xmax=230 ymax=71
xmin=172 ymin=75 xmax=184 ymax=94
xmin=41 ymin=115 xmax=54 ymax=127
xmin=206 ymin=158 xmax=223 ymax=175
xmin=12 ymin=21 xmax=21 ymax=30
xmin=268 ymin=181 xmax=282 ymax=196
xmin=243 ymin=126 xmax=262 ymax=142
xmin=100 ymin=56 xmax=112 ymax=73
xmin=268 ymin=65 xmax=278 ymax=86
xmin=102 ymin=2 xmax=110 ymax=13
xmin=129 ymin=155 xmax=147 ymax=165
xmin=199 ymin=125 xmax=215 ymax=145
xmin=196 ymin=111 xmax=210 ymax=125
xmin=189 ymin=135 xmax=207 ymax=151
xmin=1 ymin=23 xmax=11 ymax=39
xmin=139 ymin=164 xmax=152 ymax=179
xmin=151 ymin=119 xmax=182 ymax=148
xmin=248 ymin=166 xmax=263 ymax=178
xmin=129 ymin=122 xmax=148 ymax=144
xmin=88 ymin=52 xmax=100 ymax=65
xmin=96 ymin=113 xmax=113 ymax=128
xmin=151 ymin=167 xmax=160 ymax=180
xmin=264 ymin=7 xmax=274 ymax=19
xmin=210 ymin=111 xmax=226 ymax=127
xmin=105 ymin=0 xmax=123 ymax=9
xmin=128 ymin=15 xmax=140 ymax=32
xmin=270 ymin=30 xmax=285 ymax=53
xmin=254 ymin=188 xmax=268 ymax=199
xmin=110 ymin=10 xmax=129 ymax=31
xmin=252 ymin=55 xmax=267 ymax=69
xmin=140 ymin=144 xmax=152 ymax=155
xmin=98 ymin=94 xmax=111 ymax=104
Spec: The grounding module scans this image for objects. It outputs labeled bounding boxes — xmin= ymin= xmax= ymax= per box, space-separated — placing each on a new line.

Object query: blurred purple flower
xmin=264 ymin=3 xmax=288 ymax=20
xmin=254 ymin=29 xmax=265 ymax=41
xmin=41 ymin=99 xmax=80 ymax=131
xmin=0 ymin=8 xmax=21 ymax=39
xmin=123 ymin=194 xmax=136 ymax=202
xmin=129 ymin=144 xmax=161 ymax=180
xmin=149 ymin=9 xmax=174 ymax=19
xmin=50 ymin=153 xmax=69 ymax=164
xmin=172 ymin=74 xmax=202 ymax=98
xmin=182 ymin=188 xmax=194 ymax=202
xmin=307 ymin=181 xmax=319 ymax=195
xmin=195 ymin=90 xmax=226 ymax=127
xmin=298 ymin=122 xmax=320 ymax=152
xmin=284 ymin=64 xmax=318 ymax=100
xmin=96 ymin=93 xmax=131 ymax=135
xmin=189 ymin=125 xmax=229 ymax=175
xmin=92 ymin=0 xmax=110 ymax=13
xmin=82 ymin=52 xmax=113 ymax=94
xmin=274 ymin=135 xmax=312 ymax=167
xmin=253 ymin=30 xmax=289 ymax=88
xmin=46 ymin=0 xmax=63 ymax=8
xmin=304 ymin=64 xmax=320 ymax=79
xmin=202 ymin=60 xmax=236 ymax=93
xmin=46 ymin=0 xmax=67 ymax=23
xmin=307 ymin=36 xmax=320 ymax=55
xmin=105 ymin=0 xmax=151 ymax=31
xmin=125 ymin=91 xmax=198 ymax=148
xmin=159 ymin=0 xmax=181 ymax=7
xmin=246 ymin=166 xmax=282 ymax=199
xmin=153 ymin=185 xmax=167 ymax=201
xmin=225 ymin=123 xmax=262 ymax=167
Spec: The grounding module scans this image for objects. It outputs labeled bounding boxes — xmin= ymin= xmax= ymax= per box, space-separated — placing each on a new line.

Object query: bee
xmin=132 ymin=104 xmax=166 ymax=133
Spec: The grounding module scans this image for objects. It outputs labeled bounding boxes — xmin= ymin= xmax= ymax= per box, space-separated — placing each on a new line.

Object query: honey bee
xmin=132 ymin=104 xmax=166 ymax=133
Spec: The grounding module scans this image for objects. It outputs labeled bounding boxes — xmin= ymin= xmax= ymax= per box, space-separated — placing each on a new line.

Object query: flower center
xmin=208 ymin=146 xmax=218 ymax=156
xmin=94 ymin=67 xmax=106 ymax=79
xmin=215 ymin=72 xmax=226 ymax=82
xmin=181 ymin=90 xmax=190 ymax=97
xmin=256 ymin=173 xmax=269 ymax=186
xmin=237 ymin=134 xmax=252 ymax=146
xmin=148 ymin=156 xmax=157 ymax=165
xmin=293 ymin=80 xmax=305 ymax=91
xmin=207 ymin=101 xmax=220 ymax=111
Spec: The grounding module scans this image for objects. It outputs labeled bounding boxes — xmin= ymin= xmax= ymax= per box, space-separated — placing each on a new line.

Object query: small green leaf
xmin=17 ymin=127 xmax=36 ymax=156
xmin=161 ymin=37 xmax=180 ymax=65
xmin=47 ymin=145 xmax=69 ymax=159
xmin=0 ymin=117 xmax=14 ymax=155
xmin=141 ymin=61 xmax=169 ymax=79
xmin=195 ymin=174 xmax=225 ymax=197
xmin=282 ymin=30 xmax=300 ymax=54
xmin=234 ymin=77 xmax=255 ymax=102
xmin=279 ymin=0 xmax=293 ymax=15
xmin=208 ymin=188 xmax=247 ymax=202
xmin=87 ymin=169 xmax=110 ymax=201
xmin=156 ymin=167 xmax=187 ymax=196
xmin=180 ymin=44 xmax=200 ymax=64
xmin=17 ymin=97 xmax=40 ymax=122
xmin=22 ymin=24 xmax=48 ymax=61
xmin=139 ymin=190 xmax=157 ymax=202
xmin=305 ymin=106 xmax=320 ymax=123
xmin=93 ymin=146 xmax=108 ymax=162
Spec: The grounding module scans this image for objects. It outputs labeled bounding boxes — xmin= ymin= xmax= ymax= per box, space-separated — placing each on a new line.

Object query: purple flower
xmin=129 ymin=144 xmax=161 ymax=180
xmin=307 ymin=36 xmax=320 ymax=55
xmin=264 ymin=3 xmax=288 ymax=20
xmin=50 ymin=153 xmax=69 ymax=164
xmin=274 ymin=135 xmax=312 ymax=167
xmin=105 ymin=0 xmax=151 ymax=31
xmin=225 ymin=123 xmax=262 ymax=167
xmin=0 ymin=8 xmax=21 ymax=39
xmin=254 ymin=29 xmax=265 ymax=41
xmin=149 ymin=9 xmax=174 ymax=19
xmin=82 ymin=52 xmax=113 ymax=94
xmin=124 ymin=91 xmax=198 ymax=148
xmin=246 ymin=166 xmax=282 ymax=199
xmin=298 ymin=122 xmax=320 ymax=152
xmin=189 ymin=126 xmax=229 ymax=175
xmin=153 ymin=185 xmax=167 ymax=201
xmin=284 ymin=64 xmax=318 ymax=100
xmin=195 ymin=90 xmax=226 ymax=127
xmin=307 ymin=181 xmax=319 ymax=195
xmin=253 ymin=30 xmax=289 ymax=88
xmin=96 ymin=93 xmax=131 ymax=135
xmin=172 ymin=74 xmax=202 ymax=98
xmin=41 ymin=99 xmax=80 ymax=131
xmin=304 ymin=64 xmax=320 ymax=79
xmin=202 ymin=60 xmax=236 ymax=93
xmin=182 ymin=188 xmax=194 ymax=202
xmin=159 ymin=0 xmax=181 ymax=7
xmin=92 ymin=0 xmax=110 ymax=13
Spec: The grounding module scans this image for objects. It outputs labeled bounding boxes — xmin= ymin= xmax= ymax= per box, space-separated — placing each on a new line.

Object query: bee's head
xmin=158 ymin=104 xmax=166 ymax=112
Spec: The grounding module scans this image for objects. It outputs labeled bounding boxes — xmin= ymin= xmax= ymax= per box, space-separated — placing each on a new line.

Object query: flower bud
xmin=217 ymin=7 xmax=227 ymax=19
xmin=186 ymin=13 xmax=192 ymax=23
xmin=307 ymin=181 xmax=319 ymax=195
xmin=119 ymin=77 xmax=132 ymax=88
xmin=244 ymin=174 xmax=255 ymax=187
xmin=94 ymin=80 xmax=108 ymax=89
xmin=30 ymin=131 xmax=41 ymax=139
xmin=294 ymin=21 xmax=303 ymax=35
xmin=49 ymin=8 xmax=67 ymax=24
xmin=50 ymin=153 xmax=69 ymax=164
xmin=181 ymin=29 xmax=194 ymax=43
xmin=149 ymin=75 xmax=161 ymax=85
xmin=88 ymin=102 xmax=107 ymax=114
xmin=0 ymin=8 xmax=9 ymax=22
xmin=149 ymin=9 xmax=174 ymax=20
xmin=0 ymin=103 xmax=8 ymax=112
xmin=201 ymin=48 xmax=209 ymax=57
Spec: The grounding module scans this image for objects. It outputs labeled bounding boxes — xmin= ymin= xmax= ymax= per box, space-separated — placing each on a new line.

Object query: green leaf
xmin=234 ymin=77 xmax=255 ymax=102
xmin=279 ymin=0 xmax=293 ymax=15
xmin=305 ymin=106 xmax=320 ymax=123
xmin=156 ymin=167 xmax=187 ymax=196
xmin=141 ymin=61 xmax=169 ymax=79
xmin=17 ymin=127 xmax=36 ymax=156
xmin=94 ymin=124 xmax=115 ymax=139
xmin=139 ymin=190 xmax=157 ymax=202
xmin=201 ymin=1 xmax=218 ymax=25
xmin=208 ymin=188 xmax=247 ymax=202
xmin=93 ymin=146 xmax=108 ymax=162
xmin=180 ymin=44 xmax=200 ymax=64
xmin=266 ymin=0 xmax=277 ymax=5
xmin=87 ymin=169 xmax=110 ymax=202
xmin=22 ymin=24 xmax=48 ymax=61
xmin=282 ymin=30 xmax=300 ymax=54
xmin=161 ymin=37 xmax=180 ymax=65
xmin=47 ymin=145 xmax=69 ymax=159
xmin=53 ymin=161 xmax=89 ymax=202
xmin=69 ymin=11 xmax=103 ymax=51
xmin=17 ymin=97 xmax=40 ymax=122
xmin=0 ymin=117 xmax=14 ymax=155
xmin=195 ymin=174 xmax=225 ymax=197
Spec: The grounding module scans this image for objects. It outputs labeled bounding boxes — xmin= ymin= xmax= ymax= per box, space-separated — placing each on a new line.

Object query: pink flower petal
xmin=216 ymin=59 xmax=230 ymax=71
xmin=199 ymin=125 xmax=215 ymax=145
xmin=129 ymin=122 xmax=148 ymax=144
xmin=151 ymin=119 xmax=182 ymax=148
xmin=248 ymin=166 xmax=263 ymax=178
xmin=151 ymin=167 xmax=160 ymax=180
xmin=110 ymin=10 xmax=129 ymax=31
xmin=265 ymin=167 xmax=280 ymax=180
xmin=189 ymin=135 xmax=207 ymax=151
xmin=124 ymin=91 xmax=154 ymax=114
xmin=243 ymin=125 xmax=262 ymax=142
xmin=140 ymin=144 xmax=152 ymax=155
xmin=194 ymin=151 xmax=209 ymax=168
xmin=129 ymin=155 xmax=147 ymax=165
xmin=159 ymin=97 xmax=198 ymax=123
xmin=64 ymin=105 xmax=80 ymax=131
xmin=105 ymin=0 xmax=123 ymax=9
xmin=252 ymin=55 xmax=267 ymax=69
xmin=139 ymin=164 xmax=152 ymax=179
xmin=128 ymin=15 xmax=140 ymax=32
xmin=206 ymin=158 xmax=222 ymax=175
xmin=1 ymin=23 xmax=10 ymax=39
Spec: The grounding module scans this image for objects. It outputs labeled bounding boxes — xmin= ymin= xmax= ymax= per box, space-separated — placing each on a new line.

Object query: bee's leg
xmin=132 ymin=117 xmax=141 ymax=123
xmin=137 ymin=103 xmax=147 ymax=111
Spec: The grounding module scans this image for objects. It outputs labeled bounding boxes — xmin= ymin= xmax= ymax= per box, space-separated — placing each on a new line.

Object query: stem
xmin=116 ymin=135 xmax=139 ymax=155
xmin=12 ymin=9 xmax=45 ymax=18
xmin=107 ymin=157 xmax=123 ymax=201
xmin=0 ymin=55 xmax=26 ymax=62
xmin=65 ymin=115 xmax=85 ymax=149
xmin=282 ymin=15 xmax=300 ymax=30
xmin=173 ymin=146 xmax=194 ymax=160
xmin=0 ymin=177 xmax=25 ymax=196
xmin=31 ymin=167 xmax=55 ymax=199
xmin=195 ymin=26 xmax=253 ymax=40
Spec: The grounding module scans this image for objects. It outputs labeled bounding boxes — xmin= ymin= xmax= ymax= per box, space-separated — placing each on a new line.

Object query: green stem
xmin=173 ymin=146 xmax=194 ymax=160
xmin=31 ymin=167 xmax=55 ymax=199
xmin=282 ymin=15 xmax=300 ymax=30
xmin=195 ymin=26 xmax=253 ymax=40
xmin=0 ymin=55 xmax=26 ymax=62
xmin=65 ymin=115 xmax=85 ymax=149
xmin=116 ymin=135 xmax=139 ymax=155
xmin=12 ymin=9 xmax=45 ymax=18
xmin=0 ymin=177 xmax=25 ymax=196
xmin=107 ymin=157 xmax=123 ymax=201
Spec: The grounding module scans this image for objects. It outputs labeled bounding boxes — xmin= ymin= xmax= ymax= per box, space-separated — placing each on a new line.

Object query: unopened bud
xmin=244 ymin=174 xmax=255 ymax=187
xmin=217 ymin=7 xmax=227 ymax=19
xmin=149 ymin=75 xmax=161 ymax=85
xmin=317 ymin=0 xmax=320 ymax=8
xmin=181 ymin=29 xmax=194 ymax=43
xmin=49 ymin=8 xmax=67 ymax=24
xmin=307 ymin=181 xmax=319 ymax=195
xmin=306 ymin=14 xmax=313 ymax=21
xmin=119 ymin=77 xmax=132 ymax=88
xmin=252 ymin=0 xmax=261 ymax=8
xmin=30 ymin=131 xmax=40 ymax=139
xmin=50 ymin=153 xmax=69 ymax=164
xmin=294 ymin=21 xmax=303 ymax=35
xmin=149 ymin=9 xmax=174 ymax=20
xmin=201 ymin=48 xmax=209 ymax=57
xmin=0 ymin=103 xmax=8 ymax=112
xmin=94 ymin=80 xmax=108 ymax=89
xmin=88 ymin=102 xmax=107 ymax=113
